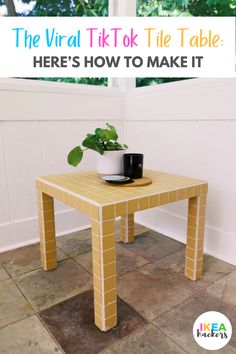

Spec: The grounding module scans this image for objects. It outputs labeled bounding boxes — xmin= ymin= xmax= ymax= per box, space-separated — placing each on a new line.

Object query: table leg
xmin=185 ymin=194 xmax=207 ymax=281
xmin=120 ymin=214 xmax=134 ymax=243
xmin=91 ymin=216 xmax=117 ymax=331
xmin=37 ymin=191 xmax=57 ymax=271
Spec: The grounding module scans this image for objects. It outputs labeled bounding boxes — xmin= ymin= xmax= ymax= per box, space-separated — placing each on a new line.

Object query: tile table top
xmin=36 ymin=170 xmax=207 ymax=208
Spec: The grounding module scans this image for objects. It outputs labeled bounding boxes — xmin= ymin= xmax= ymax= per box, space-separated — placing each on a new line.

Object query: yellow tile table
xmin=36 ymin=170 xmax=208 ymax=332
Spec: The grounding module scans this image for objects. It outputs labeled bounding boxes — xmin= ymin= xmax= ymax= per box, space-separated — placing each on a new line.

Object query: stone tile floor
xmin=0 ymin=223 xmax=235 ymax=354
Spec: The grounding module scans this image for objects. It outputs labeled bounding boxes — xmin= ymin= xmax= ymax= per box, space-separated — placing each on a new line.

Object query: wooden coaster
xmin=115 ymin=177 xmax=152 ymax=187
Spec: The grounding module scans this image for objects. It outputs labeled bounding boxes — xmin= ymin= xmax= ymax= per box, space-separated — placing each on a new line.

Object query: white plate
xmin=102 ymin=175 xmax=127 ymax=182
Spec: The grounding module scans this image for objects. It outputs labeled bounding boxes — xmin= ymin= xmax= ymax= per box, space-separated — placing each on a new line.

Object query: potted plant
xmin=67 ymin=123 xmax=128 ymax=175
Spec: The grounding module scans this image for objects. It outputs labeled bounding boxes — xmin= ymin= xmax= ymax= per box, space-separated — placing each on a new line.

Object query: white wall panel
xmin=0 ymin=122 xmax=10 ymax=224
xmin=3 ymin=121 xmax=42 ymax=220
xmin=126 ymin=78 xmax=236 ymax=121
xmin=0 ymin=79 xmax=125 ymax=121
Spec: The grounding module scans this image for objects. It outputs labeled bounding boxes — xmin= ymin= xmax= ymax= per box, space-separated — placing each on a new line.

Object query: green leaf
xmin=99 ymin=129 xmax=112 ymax=142
xmin=123 ymin=144 xmax=128 ymax=149
xmin=67 ymin=146 xmax=83 ymax=167
xmin=95 ymin=128 xmax=102 ymax=137
xmin=106 ymin=123 xmax=118 ymax=141
xmin=106 ymin=123 xmax=116 ymax=132
xmin=106 ymin=141 xmax=115 ymax=150
xmin=82 ymin=135 xmax=104 ymax=155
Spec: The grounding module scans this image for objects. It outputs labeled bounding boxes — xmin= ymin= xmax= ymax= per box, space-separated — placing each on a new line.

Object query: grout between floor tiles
xmin=0 ymin=249 xmax=70 ymax=281
xmin=150 ymin=323 xmax=191 ymax=354
xmin=35 ymin=312 xmax=66 ymax=354
xmin=170 ymin=261 xmax=236 ymax=292
xmin=9 ymin=271 xmax=66 ymax=353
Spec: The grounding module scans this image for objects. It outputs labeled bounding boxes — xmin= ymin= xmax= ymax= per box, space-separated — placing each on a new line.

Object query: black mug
xmin=123 ymin=153 xmax=144 ymax=179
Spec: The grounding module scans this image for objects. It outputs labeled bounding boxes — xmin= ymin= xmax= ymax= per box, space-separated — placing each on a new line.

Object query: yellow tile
xmin=95 ymin=314 xmax=103 ymax=330
xmin=36 ymin=189 xmax=42 ymax=196
xmin=115 ymin=202 xmax=127 ymax=217
xmin=193 ymin=185 xmax=201 ymax=195
xmin=196 ymin=248 xmax=204 ymax=260
xmin=120 ymin=217 xmax=127 ymax=228
xmin=103 ymin=248 xmax=116 ymax=264
xmin=73 ymin=198 xmax=83 ymax=211
xmin=41 ymin=240 xmax=56 ymax=252
xmin=195 ymin=269 xmax=203 ymax=279
xmin=200 ymin=194 xmax=207 ymax=205
xmin=44 ymin=249 xmax=57 ymax=260
xmin=92 ymin=234 xmax=100 ymax=250
xmin=93 ymin=275 xmax=102 ymax=292
xmin=186 ymin=247 xmax=195 ymax=259
xmin=196 ymin=258 xmax=203 ymax=270
xmin=94 ymin=289 xmax=102 ymax=304
xmin=41 ymin=200 xmax=54 ymax=211
xmin=94 ymin=302 xmax=103 ymax=319
xmin=187 ymin=226 xmax=197 ymax=238
xmin=201 ymin=184 xmax=208 ymax=194
xmin=104 ymin=262 xmax=116 ymax=278
xmin=121 ymin=216 xmax=134 ymax=230
xmin=42 ymin=193 xmax=52 ymax=202
xmin=39 ymin=210 xmax=54 ymax=222
xmin=43 ymin=259 xmax=57 ymax=271
xmin=190 ymin=196 xmax=199 ymax=206
xmin=103 ymin=220 xmax=115 ymax=236
xmin=43 ymin=230 xmax=56 ymax=242
xmin=186 ymin=237 xmax=196 ymax=249
xmin=92 ymin=248 xmax=101 ymax=264
xmin=199 ymin=206 xmax=206 ymax=217
xmin=104 ymin=275 xmax=116 ymax=292
xmin=92 ymin=220 xmax=101 ymax=235
xmin=105 ymin=302 xmax=117 ymax=318
xmin=37 ymin=201 xmax=43 ymax=212
xmin=159 ymin=193 xmax=169 ymax=205
xmin=188 ymin=216 xmax=197 ymax=228
xmin=120 ymin=229 xmax=134 ymax=240
xmin=186 ymin=187 xmax=194 ymax=198
xmin=187 ymin=237 xmax=204 ymax=249
xmin=197 ymin=238 xmax=204 ymax=249
xmin=81 ymin=201 xmax=90 ymax=215
xmin=102 ymin=205 xmax=115 ymax=220
xmin=138 ymin=197 xmax=149 ymax=211
xmin=93 ymin=262 xmax=101 ymax=278
xmin=39 ymin=220 xmax=54 ymax=234
xmin=185 ymin=267 xmax=195 ymax=280
xmin=105 ymin=315 xmax=117 ymax=330
xmin=128 ymin=228 xmax=134 ymax=238
xmin=178 ymin=188 xmax=187 ymax=200
xmin=169 ymin=191 xmax=178 ymax=203
xmin=188 ymin=204 xmax=197 ymax=216
xmin=197 ymin=227 xmax=205 ymax=239
xmin=91 ymin=205 xmax=100 ymax=219
xmin=198 ymin=217 xmax=206 ymax=228
xmin=102 ymin=234 xmax=115 ymax=250
xmin=104 ymin=289 xmax=116 ymax=305
xmin=127 ymin=199 xmax=138 ymax=214
xmin=150 ymin=195 xmax=159 ymax=208
xmin=185 ymin=258 xmax=195 ymax=270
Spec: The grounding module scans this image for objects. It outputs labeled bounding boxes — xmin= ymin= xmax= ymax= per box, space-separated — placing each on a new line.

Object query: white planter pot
xmin=97 ymin=150 xmax=124 ymax=175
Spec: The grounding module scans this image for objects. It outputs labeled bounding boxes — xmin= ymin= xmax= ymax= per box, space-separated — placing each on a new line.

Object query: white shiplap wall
xmin=0 ymin=79 xmax=125 ymax=251
xmin=125 ymin=78 xmax=236 ymax=266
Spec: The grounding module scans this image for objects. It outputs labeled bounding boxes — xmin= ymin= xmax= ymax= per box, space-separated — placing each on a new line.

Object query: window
xmin=136 ymin=0 xmax=235 ymax=87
